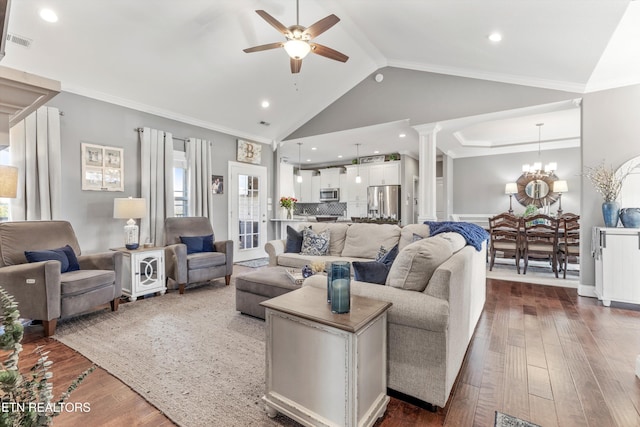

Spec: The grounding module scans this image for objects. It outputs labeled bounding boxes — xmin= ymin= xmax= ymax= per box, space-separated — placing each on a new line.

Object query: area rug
xmin=235 ymin=257 xmax=269 ymax=268
xmin=487 ymin=257 xmax=579 ymax=287
xmin=495 ymin=411 xmax=541 ymax=427
xmin=53 ymin=281 xmax=297 ymax=427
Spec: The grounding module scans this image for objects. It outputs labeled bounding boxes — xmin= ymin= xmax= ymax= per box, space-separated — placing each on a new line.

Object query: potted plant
xmin=584 ymin=161 xmax=629 ymax=227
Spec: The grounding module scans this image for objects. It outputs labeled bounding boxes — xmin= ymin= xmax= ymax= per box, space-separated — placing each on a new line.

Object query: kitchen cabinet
xmin=594 ymin=227 xmax=640 ymax=306
xmin=296 ymin=170 xmax=315 ymax=202
xmin=311 ymin=175 xmax=321 ymax=203
xmin=319 ymin=168 xmax=342 ymax=189
xmin=347 ymin=201 xmax=367 ymax=218
xmin=345 ymin=165 xmax=368 ymax=202
xmin=368 ymin=162 xmax=400 ymax=186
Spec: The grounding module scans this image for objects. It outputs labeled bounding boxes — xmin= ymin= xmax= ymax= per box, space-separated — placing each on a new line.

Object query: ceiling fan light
xmin=284 ymin=39 xmax=311 ymax=59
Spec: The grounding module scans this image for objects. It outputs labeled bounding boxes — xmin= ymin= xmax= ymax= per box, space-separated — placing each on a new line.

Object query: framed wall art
xmin=81 ymin=142 xmax=124 ymax=191
xmin=237 ymin=139 xmax=262 ymax=165
xmin=212 ymin=175 xmax=224 ymax=194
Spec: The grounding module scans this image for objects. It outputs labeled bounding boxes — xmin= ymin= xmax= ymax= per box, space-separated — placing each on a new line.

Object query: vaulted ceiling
xmin=2 ymin=1 xmax=638 ymax=162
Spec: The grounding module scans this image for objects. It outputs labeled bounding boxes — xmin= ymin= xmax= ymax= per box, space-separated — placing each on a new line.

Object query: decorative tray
xmin=286 ymin=268 xmax=305 ymax=286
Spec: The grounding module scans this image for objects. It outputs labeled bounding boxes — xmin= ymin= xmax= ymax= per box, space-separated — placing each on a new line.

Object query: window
xmin=173 ymin=151 xmax=188 ymax=217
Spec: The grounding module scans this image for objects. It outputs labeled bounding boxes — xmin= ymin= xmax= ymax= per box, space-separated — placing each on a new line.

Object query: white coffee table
xmin=260 ymin=286 xmax=391 ymax=427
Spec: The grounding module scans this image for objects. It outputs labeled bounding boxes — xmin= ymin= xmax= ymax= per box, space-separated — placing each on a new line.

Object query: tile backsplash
xmin=295 ymin=202 xmax=347 ymax=217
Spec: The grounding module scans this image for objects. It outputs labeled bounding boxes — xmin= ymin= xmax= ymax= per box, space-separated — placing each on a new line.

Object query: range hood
xmin=0 ymin=65 xmax=61 ymax=148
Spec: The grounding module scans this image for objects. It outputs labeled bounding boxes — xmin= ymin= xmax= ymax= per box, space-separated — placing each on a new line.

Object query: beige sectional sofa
xmin=264 ymin=222 xmax=487 ymax=409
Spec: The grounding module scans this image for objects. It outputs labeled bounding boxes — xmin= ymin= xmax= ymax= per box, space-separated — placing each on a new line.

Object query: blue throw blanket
xmin=424 ymin=221 xmax=489 ymax=251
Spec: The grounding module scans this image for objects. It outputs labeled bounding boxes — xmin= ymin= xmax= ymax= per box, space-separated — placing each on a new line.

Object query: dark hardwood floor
xmin=14 ymin=272 xmax=640 ymax=427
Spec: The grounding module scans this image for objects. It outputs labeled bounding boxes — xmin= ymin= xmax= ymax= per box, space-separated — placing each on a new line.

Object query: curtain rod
xmin=134 ymin=127 xmax=188 ymax=142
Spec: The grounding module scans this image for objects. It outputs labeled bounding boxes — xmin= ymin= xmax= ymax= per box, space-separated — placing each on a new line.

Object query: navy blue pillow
xmin=25 ymin=247 xmax=70 ymax=273
xmin=377 ymin=244 xmax=399 ymax=267
xmin=284 ymin=226 xmax=304 ymax=253
xmin=180 ymin=234 xmax=215 ymax=254
xmin=61 ymin=245 xmax=80 ymax=272
xmin=352 ymin=261 xmax=390 ymax=285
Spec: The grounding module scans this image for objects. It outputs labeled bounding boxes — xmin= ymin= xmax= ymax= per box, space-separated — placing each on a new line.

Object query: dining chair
xmin=488 ymin=213 xmax=523 ymax=274
xmin=522 ymin=213 xmax=560 ymax=276
xmin=557 ymin=214 xmax=580 ymax=279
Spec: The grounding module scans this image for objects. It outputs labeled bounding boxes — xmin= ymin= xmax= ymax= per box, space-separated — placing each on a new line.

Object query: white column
xmin=413 ymin=123 xmax=441 ymax=223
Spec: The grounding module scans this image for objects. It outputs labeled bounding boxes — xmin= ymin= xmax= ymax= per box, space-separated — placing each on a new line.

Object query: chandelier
xmin=522 ymin=123 xmax=557 ymax=177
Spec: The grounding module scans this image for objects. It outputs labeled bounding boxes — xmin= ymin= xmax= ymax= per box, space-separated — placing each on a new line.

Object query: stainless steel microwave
xmin=319 ymin=188 xmax=339 ymax=202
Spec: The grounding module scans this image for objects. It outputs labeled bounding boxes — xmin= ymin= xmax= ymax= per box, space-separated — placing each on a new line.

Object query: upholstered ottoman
xmin=235 ymin=266 xmax=301 ymax=319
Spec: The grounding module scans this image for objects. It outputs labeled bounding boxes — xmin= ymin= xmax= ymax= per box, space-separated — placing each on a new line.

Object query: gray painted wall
xmin=46 ymin=92 xmax=274 ymax=253
xmin=453 ymin=147 xmax=581 ymax=217
xmin=581 ymin=84 xmax=640 ymax=290
xmin=287 ymin=67 xmax=580 ymax=140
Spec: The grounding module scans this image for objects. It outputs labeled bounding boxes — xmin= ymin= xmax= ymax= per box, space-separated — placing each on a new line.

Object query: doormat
xmin=495 ymin=411 xmax=541 ymax=427
xmin=235 ymin=258 xmax=269 ymax=268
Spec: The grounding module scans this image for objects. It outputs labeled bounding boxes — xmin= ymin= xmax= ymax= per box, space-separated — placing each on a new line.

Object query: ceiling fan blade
xmin=243 ymin=42 xmax=284 ymax=53
xmin=303 ymin=14 xmax=340 ymax=39
xmin=255 ymin=10 xmax=290 ymax=36
xmin=290 ymin=58 xmax=302 ymax=74
xmin=310 ymin=43 xmax=349 ymax=63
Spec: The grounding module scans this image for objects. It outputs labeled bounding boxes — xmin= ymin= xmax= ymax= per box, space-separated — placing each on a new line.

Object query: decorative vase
xmin=602 ymin=201 xmax=620 ymax=228
xmin=619 ymin=208 xmax=640 ymax=228
xmin=330 ymin=261 xmax=351 ymax=314
xmin=286 ymin=208 xmax=293 ymax=219
xmin=326 ymin=261 xmax=333 ymax=303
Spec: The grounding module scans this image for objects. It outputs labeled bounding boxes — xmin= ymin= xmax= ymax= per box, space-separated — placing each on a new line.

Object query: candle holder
xmin=325 ymin=261 xmax=333 ymax=303
xmin=330 ymin=261 xmax=351 ymax=314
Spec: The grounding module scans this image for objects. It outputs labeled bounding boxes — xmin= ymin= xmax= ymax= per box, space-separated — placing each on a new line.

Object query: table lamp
xmin=0 ymin=165 xmax=18 ymax=198
xmin=113 ymin=197 xmax=146 ymax=249
xmin=504 ymin=182 xmax=518 ymax=214
xmin=552 ymin=180 xmax=568 ymax=217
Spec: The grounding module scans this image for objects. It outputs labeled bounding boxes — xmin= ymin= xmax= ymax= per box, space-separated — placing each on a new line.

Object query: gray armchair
xmin=163 ymin=217 xmax=233 ymax=294
xmin=0 ymin=220 xmax=123 ymax=336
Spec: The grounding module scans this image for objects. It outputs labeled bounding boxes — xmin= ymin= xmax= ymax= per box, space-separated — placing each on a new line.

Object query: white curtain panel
xmin=186 ymin=138 xmax=214 ymax=222
xmin=9 ymin=106 xmax=62 ymax=220
xmin=139 ymin=127 xmax=174 ymax=246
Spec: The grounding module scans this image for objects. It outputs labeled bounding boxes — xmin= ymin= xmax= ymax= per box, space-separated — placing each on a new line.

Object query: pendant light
xmin=296 ymin=142 xmax=303 ymax=183
xmin=355 ymin=144 xmax=362 ymax=183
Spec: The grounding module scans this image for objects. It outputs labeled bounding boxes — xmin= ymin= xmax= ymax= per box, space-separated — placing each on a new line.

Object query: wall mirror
xmin=515 ymin=173 xmax=559 ymax=208
xmin=616 ymin=155 xmax=640 ymax=207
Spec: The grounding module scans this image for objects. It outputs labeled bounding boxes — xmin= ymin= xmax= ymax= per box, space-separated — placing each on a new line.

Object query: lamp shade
xmin=505 ymin=182 xmax=518 ymax=195
xmin=284 ymin=39 xmax=311 ymax=59
xmin=553 ymin=180 xmax=568 ymax=193
xmin=0 ymin=165 xmax=18 ymax=198
xmin=113 ymin=197 xmax=146 ymax=219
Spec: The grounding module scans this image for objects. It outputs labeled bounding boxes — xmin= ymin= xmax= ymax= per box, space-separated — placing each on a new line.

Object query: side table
xmin=260 ymin=286 xmax=392 ymax=427
xmin=111 ymin=247 xmax=166 ymax=301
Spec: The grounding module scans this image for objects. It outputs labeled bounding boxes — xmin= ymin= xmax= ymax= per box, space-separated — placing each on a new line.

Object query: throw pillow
xmin=412 ymin=233 xmax=424 ymax=242
xmin=353 ymin=261 xmax=389 ymax=285
xmin=377 ymin=244 xmax=399 ymax=267
xmin=375 ymin=245 xmax=388 ymax=261
xmin=25 ymin=247 xmax=70 ymax=273
xmin=284 ymin=225 xmax=304 ymax=253
xmin=180 ymin=234 xmax=215 ymax=254
xmin=61 ymin=245 xmax=80 ymax=272
xmin=385 ymin=237 xmax=453 ymax=292
xmin=301 ymin=228 xmax=330 ymax=256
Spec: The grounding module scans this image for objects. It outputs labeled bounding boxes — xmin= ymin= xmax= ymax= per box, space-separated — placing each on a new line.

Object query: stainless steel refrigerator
xmin=367 ymin=185 xmax=401 ymax=219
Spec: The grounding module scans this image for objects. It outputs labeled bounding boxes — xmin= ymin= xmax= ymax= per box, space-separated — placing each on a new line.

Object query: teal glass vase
xmin=326 ymin=261 xmax=333 ymax=303
xmin=330 ymin=261 xmax=351 ymax=314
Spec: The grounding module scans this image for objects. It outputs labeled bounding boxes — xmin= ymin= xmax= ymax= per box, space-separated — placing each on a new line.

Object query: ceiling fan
xmin=243 ymin=0 xmax=349 ymax=73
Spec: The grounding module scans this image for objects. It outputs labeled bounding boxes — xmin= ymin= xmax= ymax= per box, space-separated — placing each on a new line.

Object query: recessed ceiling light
xmin=488 ymin=32 xmax=502 ymax=42
xmin=399 ymin=133 xmax=406 ymax=138
xmin=311 ymin=147 xmax=317 ymax=151
xmin=261 ymin=100 xmax=270 ymax=108
xmin=39 ymin=9 xmax=58 ymax=23
xmin=337 ymin=155 xmax=343 ymax=158
xmin=373 ymin=150 xmax=380 ymax=154
xmin=306 ymin=159 xmax=311 ymax=162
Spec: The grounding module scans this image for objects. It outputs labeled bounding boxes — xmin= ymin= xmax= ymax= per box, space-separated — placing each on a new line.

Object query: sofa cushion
xmin=309 ymin=223 xmax=349 ymax=256
xmin=60 ymin=269 xmax=115 ymax=296
xmin=436 ymin=232 xmax=467 ymax=253
xmin=399 ymin=224 xmax=430 ymax=251
xmin=301 ymin=228 xmax=330 ymax=256
xmin=386 ymin=237 xmax=453 ymax=292
xmin=352 ymin=261 xmax=389 ymax=285
xmin=341 ymin=224 xmax=401 ymax=259
xmin=277 ymin=253 xmax=372 ymax=270
xmin=180 ymin=234 xmax=215 ymax=254
xmin=284 ymin=225 xmax=304 ymax=253
xmin=187 ymin=252 xmax=226 ymax=269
